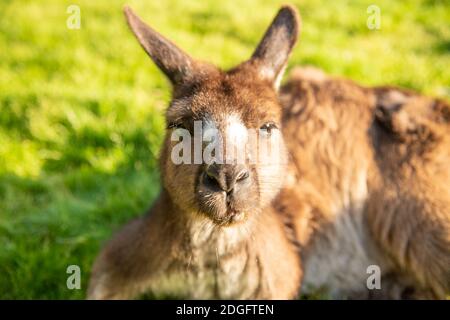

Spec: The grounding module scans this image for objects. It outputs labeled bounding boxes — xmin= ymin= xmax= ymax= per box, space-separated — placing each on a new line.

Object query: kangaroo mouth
xmin=195 ymin=166 xmax=258 ymax=226
xmin=196 ymin=189 xmax=248 ymax=226
xmin=196 ymin=186 xmax=250 ymax=226
xmin=215 ymin=210 xmax=247 ymax=226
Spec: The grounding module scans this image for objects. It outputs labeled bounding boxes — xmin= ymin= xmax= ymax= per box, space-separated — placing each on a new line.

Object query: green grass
xmin=0 ymin=0 xmax=448 ymax=299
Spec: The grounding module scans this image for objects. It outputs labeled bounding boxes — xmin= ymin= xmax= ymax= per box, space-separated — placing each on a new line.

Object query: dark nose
xmin=204 ymin=163 xmax=250 ymax=192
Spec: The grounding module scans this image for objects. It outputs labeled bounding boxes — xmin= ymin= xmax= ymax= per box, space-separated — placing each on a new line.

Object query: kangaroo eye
xmin=259 ymin=122 xmax=278 ymax=135
xmin=167 ymin=122 xmax=186 ymax=130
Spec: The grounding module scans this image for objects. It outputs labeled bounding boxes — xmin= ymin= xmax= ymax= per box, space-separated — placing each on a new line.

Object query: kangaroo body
xmin=280 ymin=69 xmax=450 ymax=298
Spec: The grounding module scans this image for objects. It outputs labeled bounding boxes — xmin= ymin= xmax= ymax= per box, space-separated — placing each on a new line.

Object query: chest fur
xmin=148 ymin=220 xmax=266 ymax=299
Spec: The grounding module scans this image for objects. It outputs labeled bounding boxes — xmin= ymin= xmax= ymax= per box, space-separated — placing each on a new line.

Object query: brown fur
xmin=88 ymin=5 xmax=450 ymax=300
xmin=280 ymin=70 xmax=450 ymax=299
xmin=368 ymin=87 xmax=450 ymax=298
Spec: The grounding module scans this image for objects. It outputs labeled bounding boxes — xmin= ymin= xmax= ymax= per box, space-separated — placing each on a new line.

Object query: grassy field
xmin=0 ymin=0 xmax=448 ymax=299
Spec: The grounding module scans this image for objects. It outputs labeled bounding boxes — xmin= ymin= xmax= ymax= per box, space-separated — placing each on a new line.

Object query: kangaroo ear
xmin=251 ymin=5 xmax=301 ymax=88
xmin=124 ymin=6 xmax=197 ymax=85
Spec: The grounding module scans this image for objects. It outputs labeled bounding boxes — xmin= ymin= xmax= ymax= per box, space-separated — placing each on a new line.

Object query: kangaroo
xmin=88 ymin=5 xmax=450 ymax=299
xmin=88 ymin=5 xmax=302 ymax=299
xmin=280 ymin=70 xmax=450 ymax=299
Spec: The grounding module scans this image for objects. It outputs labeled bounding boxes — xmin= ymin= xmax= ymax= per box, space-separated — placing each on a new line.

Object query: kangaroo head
xmin=124 ymin=6 xmax=300 ymax=226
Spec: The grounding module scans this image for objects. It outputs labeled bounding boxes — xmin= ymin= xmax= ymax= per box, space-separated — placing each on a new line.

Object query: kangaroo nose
xmin=204 ymin=164 xmax=250 ymax=192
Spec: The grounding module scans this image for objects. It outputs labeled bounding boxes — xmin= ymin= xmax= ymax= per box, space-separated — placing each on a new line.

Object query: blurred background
xmin=0 ymin=0 xmax=448 ymax=299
